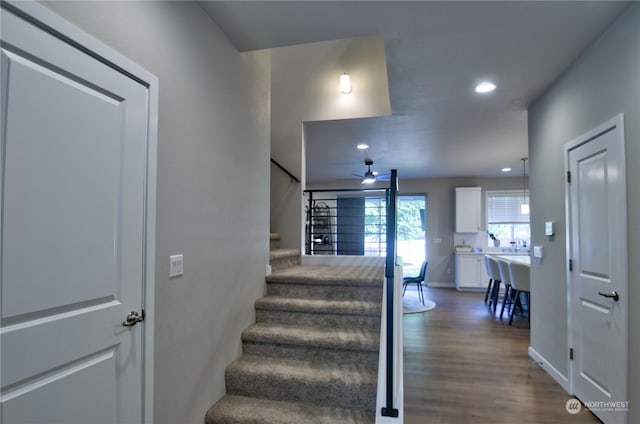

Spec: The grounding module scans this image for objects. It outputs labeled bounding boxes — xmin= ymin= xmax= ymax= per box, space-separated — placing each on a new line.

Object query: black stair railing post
xmin=381 ymin=169 xmax=399 ymax=418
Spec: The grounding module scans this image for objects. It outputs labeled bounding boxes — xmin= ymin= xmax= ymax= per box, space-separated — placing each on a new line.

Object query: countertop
xmin=455 ymin=250 xmax=530 ymax=256
xmin=495 ymin=255 xmax=531 ymax=266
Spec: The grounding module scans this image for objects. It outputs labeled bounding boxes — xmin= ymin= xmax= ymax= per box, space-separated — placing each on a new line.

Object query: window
xmin=486 ymin=190 xmax=530 ymax=249
xmin=362 ymin=195 xmax=427 ymax=263
xmin=364 ymin=196 xmax=386 ymax=256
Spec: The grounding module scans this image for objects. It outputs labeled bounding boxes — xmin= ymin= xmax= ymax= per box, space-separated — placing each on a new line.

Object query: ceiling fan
xmin=352 ymin=159 xmax=391 ymax=184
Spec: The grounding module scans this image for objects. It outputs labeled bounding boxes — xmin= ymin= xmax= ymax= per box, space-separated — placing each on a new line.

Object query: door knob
xmin=122 ymin=310 xmax=145 ymax=327
xmin=598 ymin=291 xmax=619 ymax=302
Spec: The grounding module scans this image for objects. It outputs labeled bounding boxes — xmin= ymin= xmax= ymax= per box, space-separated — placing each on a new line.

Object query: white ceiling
xmin=200 ymin=1 xmax=629 ymax=183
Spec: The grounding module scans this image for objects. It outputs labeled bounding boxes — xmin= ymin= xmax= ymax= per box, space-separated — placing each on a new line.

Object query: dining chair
xmin=403 ymin=260 xmax=428 ymax=305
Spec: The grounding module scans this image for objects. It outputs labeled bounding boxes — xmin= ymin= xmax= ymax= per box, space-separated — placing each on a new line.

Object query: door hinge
xmin=569 ymin=259 xmax=573 ymax=271
xmin=567 ymin=171 xmax=571 ymax=183
xmin=570 ymin=348 xmax=574 ymax=360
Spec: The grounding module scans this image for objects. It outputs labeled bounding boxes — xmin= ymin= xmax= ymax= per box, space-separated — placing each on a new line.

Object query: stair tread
xmin=255 ymin=296 xmax=381 ymax=316
xmin=242 ymin=323 xmax=379 ymax=351
xmin=206 ymin=395 xmax=374 ymax=424
xmin=269 ymin=233 xmax=281 ymax=240
xmin=266 ymin=265 xmax=384 ymax=286
xmin=269 ymin=248 xmax=300 ymax=259
xmin=227 ymin=355 xmax=378 ymax=385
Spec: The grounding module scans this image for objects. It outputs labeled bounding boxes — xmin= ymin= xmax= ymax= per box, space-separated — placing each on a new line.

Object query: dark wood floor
xmin=403 ymin=287 xmax=600 ymax=424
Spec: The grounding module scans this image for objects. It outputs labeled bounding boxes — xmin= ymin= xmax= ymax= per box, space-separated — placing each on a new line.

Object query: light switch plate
xmin=545 ymin=221 xmax=555 ymax=236
xmin=533 ymin=246 xmax=543 ymax=259
xmin=170 ymin=254 xmax=184 ymax=278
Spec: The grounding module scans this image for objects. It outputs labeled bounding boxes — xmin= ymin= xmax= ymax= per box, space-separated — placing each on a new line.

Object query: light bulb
xmin=475 ymin=81 xmax=496 ymax=93
xmin=340 ymin=73 xmax=352 ymax=94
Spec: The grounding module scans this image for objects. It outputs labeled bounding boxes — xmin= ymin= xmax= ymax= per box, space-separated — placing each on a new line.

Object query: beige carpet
xmin=206 ymin=265 xmax=384 ymax=423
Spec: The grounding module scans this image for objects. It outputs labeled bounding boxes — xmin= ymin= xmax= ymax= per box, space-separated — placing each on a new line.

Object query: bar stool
xmin=497 ymin=259 xmax=513 ymax=320
xmin=486 ymin=256 xmax=502 ymax=313
xmin=508 ymin=262 xmax=531 ymax=325
xmin=483 ymin=255 xmax=494 ymax=305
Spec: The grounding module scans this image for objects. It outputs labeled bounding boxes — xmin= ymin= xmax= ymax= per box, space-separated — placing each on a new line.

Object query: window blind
xmin=487 ymin=190 xmax=529 ymax=223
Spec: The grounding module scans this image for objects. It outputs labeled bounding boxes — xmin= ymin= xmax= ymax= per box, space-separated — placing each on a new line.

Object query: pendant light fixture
xmin=520 ymin=157 xmax=530 ymax=215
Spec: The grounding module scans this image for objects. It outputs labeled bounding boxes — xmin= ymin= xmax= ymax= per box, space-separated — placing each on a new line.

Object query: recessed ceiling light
xmin=475 ymin=81 xmax=496 ymax=93
xmin=357 ymin=144 xmax=369 ymax=150
xmin=501 ymin=167 xmax=512 ymax=172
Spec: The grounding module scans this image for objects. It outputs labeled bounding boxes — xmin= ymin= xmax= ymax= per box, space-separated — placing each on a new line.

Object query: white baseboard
xmin=528 ymin=346 xmax=570 ymax=393
xmin=426 ymin=282 xmax=455 ymax=288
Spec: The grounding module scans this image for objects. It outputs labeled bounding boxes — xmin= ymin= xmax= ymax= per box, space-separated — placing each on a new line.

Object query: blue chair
xmin=403 ymin=261 xmax=428 ymax=305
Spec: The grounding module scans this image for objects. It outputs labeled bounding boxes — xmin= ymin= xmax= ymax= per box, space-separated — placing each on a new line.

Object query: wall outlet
xmin=170 ymin=254 xmax=184 ymax=278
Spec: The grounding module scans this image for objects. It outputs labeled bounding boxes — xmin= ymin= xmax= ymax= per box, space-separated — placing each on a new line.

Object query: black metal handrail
xmin=381 ymin=169 xmax=399 ymax=418
xmin=270 ymin=158 xmax=300 ymax=183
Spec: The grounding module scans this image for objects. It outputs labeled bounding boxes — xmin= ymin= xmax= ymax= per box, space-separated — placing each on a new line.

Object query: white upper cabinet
xmin=455 ymin=187 xmax=481 ymax=233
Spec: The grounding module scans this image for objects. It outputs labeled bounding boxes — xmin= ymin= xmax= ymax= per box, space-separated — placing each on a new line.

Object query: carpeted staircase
xmin=268 ymin=233 xmax=300 ymax=272
xmin=205 ymin=234 xmax=384 ymax=423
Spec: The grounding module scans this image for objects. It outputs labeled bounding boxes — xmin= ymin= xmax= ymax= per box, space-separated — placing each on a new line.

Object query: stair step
xmin=255 ymin=297 xmax=381 ymax=330
xmin=242 ymin=323 xmax=379 ymax=366
xmin=225 ymin=355 xmax=378 ymax=411
xmin=269 ymin=233 xmax=281 ymax=250
xmin=269 ymin=248 xmax=300 ymax=272
xmin=267 ymin=282 xmax=382 ymax=301
xmin=269 ymin=248 xmax=300 ymax=261
xmin=256 ymin=297 xmax=381 ymax=316
xmin=266 ymin=265 xmax=384 ymax=301
xmin=205 ymin=395 xmax=375 ymax=424
xmin=267 ymin=265 xmax=384 ymax=286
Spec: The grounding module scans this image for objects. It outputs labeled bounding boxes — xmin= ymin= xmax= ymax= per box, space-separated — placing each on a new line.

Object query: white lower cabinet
xmin=455 ymin=254 xmax=489 ymax=290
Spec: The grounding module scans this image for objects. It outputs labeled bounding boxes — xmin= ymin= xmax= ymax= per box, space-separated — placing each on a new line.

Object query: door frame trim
xmin=564 ymin=113 xmax=628 ymax=401
xmin=2 ymin=2 xmax=159 ymax=422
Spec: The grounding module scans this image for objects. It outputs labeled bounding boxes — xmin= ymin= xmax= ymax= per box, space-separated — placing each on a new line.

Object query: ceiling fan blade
xmin=376 ymin=172 xmax=392 ymax=181
xmin=351 ymin=173 xmax=365 ymax=178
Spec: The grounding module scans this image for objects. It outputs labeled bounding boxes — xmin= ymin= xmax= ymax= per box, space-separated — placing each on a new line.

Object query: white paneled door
xmin=567 ymin=115 xmax=628 ymax=424
xmin=1 ymin=4 xmax=156 ymax=423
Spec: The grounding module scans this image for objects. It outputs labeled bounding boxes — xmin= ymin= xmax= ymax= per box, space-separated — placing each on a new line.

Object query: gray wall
xmin=42 ymin=2 xmax=271 ymax=423
xmin=270 ymin=36 xmax=391 ymax=249
xmin=309 ymin=176 xmax=525 ymax=285
xmin=528 ymin=4 xmax=638 ymax=420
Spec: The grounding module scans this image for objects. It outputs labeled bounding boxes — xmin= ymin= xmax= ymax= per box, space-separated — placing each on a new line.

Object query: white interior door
xmin=1 ymin=5 xmax=151 ymax=423
xmin=567 ymin=115 xmax=628 ymax=424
